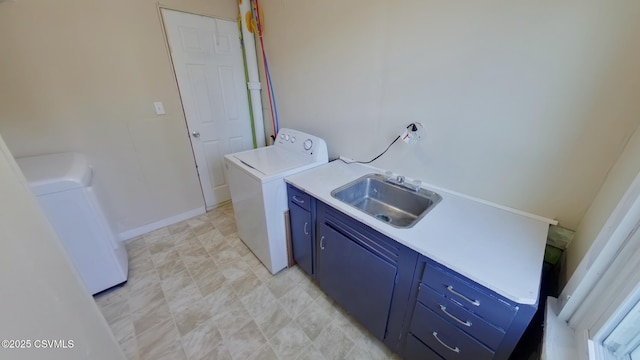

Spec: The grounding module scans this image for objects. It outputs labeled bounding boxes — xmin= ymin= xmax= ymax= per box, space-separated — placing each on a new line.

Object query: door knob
xmin=191 ymin=131 xmax=200 ymax=138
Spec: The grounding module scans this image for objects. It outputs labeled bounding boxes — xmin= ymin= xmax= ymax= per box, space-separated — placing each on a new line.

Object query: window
xmin=593 ymin=281 xmax=640 ymax=359
xmin=549 ymin=170 xmax=640 ymax=360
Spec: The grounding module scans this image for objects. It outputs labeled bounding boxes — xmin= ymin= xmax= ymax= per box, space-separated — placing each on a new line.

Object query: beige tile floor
xmin=94 ymin=202 xmax=400 ymax=360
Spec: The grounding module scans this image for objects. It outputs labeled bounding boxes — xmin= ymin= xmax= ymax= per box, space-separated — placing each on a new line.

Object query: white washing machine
xmin=16 ymin=153 xmax=128 ymax=294
xmin=224 ymin=129 xmax=328 ymax=274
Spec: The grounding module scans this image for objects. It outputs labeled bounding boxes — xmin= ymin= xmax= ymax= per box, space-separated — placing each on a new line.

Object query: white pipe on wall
xmin=238 ymin=0 xmax=266 ymax=147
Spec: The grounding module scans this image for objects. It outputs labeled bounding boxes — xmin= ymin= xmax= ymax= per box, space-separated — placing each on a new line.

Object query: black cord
xmin=339 ymin=135 xmax=401 ymax=164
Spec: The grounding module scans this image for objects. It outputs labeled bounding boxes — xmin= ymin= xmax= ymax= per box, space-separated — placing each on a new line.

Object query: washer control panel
xmin=275 ymin=128 xmax=328 ymax=162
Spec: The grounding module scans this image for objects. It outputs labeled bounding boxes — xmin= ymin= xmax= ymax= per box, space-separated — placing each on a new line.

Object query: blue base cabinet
xmin=405 ymin=333 xmax=445 ymax=359
xmin=401 ymin=257 xmax=537 ymax=360
xmin=316 ymin=201 xmax=417 ymax=351
xmin=286 ymin=185 xmax=538 ymax=359
xmin=316 ymin=222 xmax=396 ymax=340
xmin=288 ymin=184 xmax=315 ymax=276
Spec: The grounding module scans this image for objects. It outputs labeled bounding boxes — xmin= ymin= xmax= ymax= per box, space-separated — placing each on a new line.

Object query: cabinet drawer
xmin=287 ymin=185 xmax=311 ymax=211
xmin=410 ymin=303 xmax=494 ymax=360
xmin=422 ymin=262 xmax=517 ymax=330
xmin=418 ymin=283 xmax=505 ymax=350
xmin=405 ymin=334 xmax=443 ymax=360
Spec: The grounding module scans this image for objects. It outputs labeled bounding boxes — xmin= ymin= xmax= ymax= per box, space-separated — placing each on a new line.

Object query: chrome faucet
xmin=384 ymin=171 xmax=422 ymax=191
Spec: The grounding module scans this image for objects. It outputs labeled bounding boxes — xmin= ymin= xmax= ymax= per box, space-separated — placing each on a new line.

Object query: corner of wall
xmin=563 ymin=122 xmax=640 ymax=288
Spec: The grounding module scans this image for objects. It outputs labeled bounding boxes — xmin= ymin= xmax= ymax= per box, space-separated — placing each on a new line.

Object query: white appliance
xmin=16 ymin=153 xmax=128 ymax=294
xmin=224 ymin=129 xmax=328 ymax=274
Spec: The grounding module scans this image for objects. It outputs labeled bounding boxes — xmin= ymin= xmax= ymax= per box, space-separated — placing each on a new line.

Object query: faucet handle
xmin=407 ymin=178 xmax=422 ymax=191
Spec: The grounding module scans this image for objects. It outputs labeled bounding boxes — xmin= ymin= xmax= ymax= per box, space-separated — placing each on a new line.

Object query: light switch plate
xmin=153 ymin=101 xmax=166 ymax=115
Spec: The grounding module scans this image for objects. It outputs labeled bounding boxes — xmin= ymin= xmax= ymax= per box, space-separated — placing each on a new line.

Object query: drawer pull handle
xmin=432 ymin=332 xmax=460 ymax=353
xmin=439 ymin=305 xmax=472 ymax=327
xmin=320 ymin=236 xmax=325 ymax=250
xmin=304 ymin=222 xmax=309 ymax=235
xmin=447 ymin=285 xmax=480 ymax=306
xmin=292 ymin=195 xmax=305 ymax=205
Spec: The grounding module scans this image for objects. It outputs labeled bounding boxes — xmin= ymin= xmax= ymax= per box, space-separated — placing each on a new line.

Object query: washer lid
xmin=16 ymin=153 xmax=92 ymax=196
xmin=232 ymin=146 xmax=313 ymax=176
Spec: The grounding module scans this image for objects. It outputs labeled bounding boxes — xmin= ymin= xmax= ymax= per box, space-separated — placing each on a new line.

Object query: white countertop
xmin=285 ymin=161 xmax=551 ymax=305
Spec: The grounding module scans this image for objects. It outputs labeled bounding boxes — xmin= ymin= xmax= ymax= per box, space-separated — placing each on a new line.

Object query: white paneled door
xmin=162 ymin=9 xmax=254 ymax=210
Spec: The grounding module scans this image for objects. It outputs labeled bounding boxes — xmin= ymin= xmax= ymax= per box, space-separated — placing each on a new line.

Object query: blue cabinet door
xmin=316 ymin=222 xmax=397 ymax=340
xmin=289 ymin=202 xmax=313 ymax=275
xmin=287 ymin=185 xmax=314 ymax=276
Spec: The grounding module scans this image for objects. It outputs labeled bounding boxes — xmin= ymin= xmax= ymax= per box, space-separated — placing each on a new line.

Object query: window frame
xmin=552 ymin=169 xmax=640 ymax=360
xmin=590 ymin=282 xmax=640 ymax=360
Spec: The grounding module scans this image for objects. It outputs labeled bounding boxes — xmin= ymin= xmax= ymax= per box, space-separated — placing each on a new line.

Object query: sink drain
xmin=375 ymin=214 xmax=391 ymax=223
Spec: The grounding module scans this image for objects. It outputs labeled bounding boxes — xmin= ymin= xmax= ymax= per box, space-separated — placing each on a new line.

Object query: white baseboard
xmin=118 ymin=207 xmax=206 ymax=241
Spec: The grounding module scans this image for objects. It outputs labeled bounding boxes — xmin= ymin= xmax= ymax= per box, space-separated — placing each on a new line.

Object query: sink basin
xmin=330 ymin=173 xmax=442 ymax=228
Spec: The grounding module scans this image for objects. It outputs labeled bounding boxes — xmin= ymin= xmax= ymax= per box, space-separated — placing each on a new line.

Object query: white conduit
xmin=239 ymin=0 xmax=266 ymax=147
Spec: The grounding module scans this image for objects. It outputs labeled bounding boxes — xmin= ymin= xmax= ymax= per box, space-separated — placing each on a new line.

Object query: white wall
xmin=0 ymin=133 xmax=125 ymax=360
xmin=0 ymin=0 xmax=238 ymax=235
xmin=257 ymin=0 xmax=640 ymax=228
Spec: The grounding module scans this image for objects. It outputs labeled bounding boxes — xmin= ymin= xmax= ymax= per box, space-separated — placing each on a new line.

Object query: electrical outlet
xmin=401 ymin=122 xmax=424 ymax=144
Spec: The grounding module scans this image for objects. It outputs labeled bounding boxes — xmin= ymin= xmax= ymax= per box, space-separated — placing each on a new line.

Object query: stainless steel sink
xmin=330 ymin=173 xmax=442 ymax=228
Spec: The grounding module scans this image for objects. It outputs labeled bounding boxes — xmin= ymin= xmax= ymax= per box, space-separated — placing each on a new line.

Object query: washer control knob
xmin=304 ymin=139 xmax=313 ymax=150
xmin=285 ymin=134 xmax=290 ymax=141
xmin=291 ymin=136 xmax=296 ymax=143
xmin=280 ymin=133 xmax=285 ymax=139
